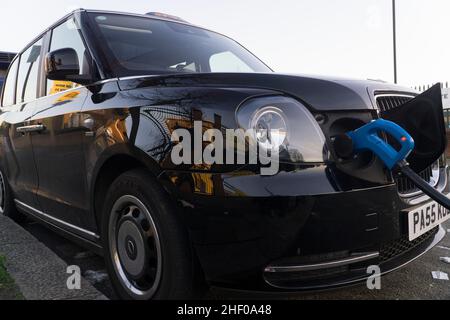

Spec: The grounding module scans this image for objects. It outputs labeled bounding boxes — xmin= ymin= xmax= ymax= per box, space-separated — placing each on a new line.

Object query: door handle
xmin=16 ymin=124 xmax=46 ymax=134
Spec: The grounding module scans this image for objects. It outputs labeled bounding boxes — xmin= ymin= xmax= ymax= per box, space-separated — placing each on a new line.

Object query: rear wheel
xmin=0 ymin=168 xmax=25 ymax=222
xmin=101 ymin=168 xmax=204 ymax=300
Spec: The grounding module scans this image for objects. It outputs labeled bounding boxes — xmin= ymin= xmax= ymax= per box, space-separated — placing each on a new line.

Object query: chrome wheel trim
xmin=0 ymin=170 xmax=6 ymax=215
xmin=109 ymin=195 xmax=162 ymax=300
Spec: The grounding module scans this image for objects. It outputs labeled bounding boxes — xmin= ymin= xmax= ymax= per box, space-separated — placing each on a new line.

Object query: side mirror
xmin=45 ymin=48 xmax=92 ymax=85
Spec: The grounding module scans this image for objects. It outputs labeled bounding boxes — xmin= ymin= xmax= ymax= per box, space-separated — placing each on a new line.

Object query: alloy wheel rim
xmin=109 ymin=195 xmax=162 ymax=299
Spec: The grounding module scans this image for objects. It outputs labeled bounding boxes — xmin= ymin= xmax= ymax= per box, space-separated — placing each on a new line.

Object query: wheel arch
xmin=90 ymin=144 xmax=163 ymax=236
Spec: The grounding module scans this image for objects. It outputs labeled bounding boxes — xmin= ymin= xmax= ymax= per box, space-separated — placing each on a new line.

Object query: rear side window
xmin=1 ymin=58 xmax=19 ymax=107
xmin=16 ymin=38 xmax=43 ymax=104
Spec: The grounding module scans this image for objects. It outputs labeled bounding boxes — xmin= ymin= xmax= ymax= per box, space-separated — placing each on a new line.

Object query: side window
xmin=47 ymin=18 xmax=88 ymax=95
xmin=16 ymin=39 xmax=43 ymax=104
xmin=209 ymin=51 xmax=253 ymax=73
xmin=1 ymin=58 xmax=19 ymax=107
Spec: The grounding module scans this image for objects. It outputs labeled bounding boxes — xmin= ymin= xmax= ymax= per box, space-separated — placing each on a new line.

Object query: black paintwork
xmin=0 ymin=9 xmax=447 ymax=292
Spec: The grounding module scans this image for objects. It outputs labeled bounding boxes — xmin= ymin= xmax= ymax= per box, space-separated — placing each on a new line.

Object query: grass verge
xmin=0 ymin=255 xmax=24 ymax=300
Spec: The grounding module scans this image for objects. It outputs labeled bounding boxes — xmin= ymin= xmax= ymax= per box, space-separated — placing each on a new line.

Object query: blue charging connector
xmin=347 ymin=119 xmax=415 ymax=170
xmin=345 ymin=119 xmax=450 ymax=210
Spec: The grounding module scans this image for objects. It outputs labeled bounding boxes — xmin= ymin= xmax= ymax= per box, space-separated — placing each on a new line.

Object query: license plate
xmin=408 ymin=201 xmax=450 ymax=241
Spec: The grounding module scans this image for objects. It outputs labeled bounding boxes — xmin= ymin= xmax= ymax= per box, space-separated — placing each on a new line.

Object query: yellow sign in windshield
xmin=49 ymin=80 xmax=76 ymax=95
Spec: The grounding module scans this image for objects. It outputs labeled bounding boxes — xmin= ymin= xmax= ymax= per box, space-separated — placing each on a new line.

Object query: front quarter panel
xmin=81 ymin=81 xmax=284 ymax=206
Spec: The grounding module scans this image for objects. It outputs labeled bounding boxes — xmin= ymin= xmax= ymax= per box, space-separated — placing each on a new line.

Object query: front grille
xmin=376 ymin=95 xmax=413 ymax=113
xmin=380 ymin=227 xmax=438 ymax=262
xmin=396 ymin=166 xmax=433 ymax=194
xmin=376 ymin=94 xmax=439 ymax=195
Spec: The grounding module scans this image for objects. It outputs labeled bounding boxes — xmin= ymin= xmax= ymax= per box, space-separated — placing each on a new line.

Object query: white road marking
xmin=440 ymin=257 xmax=450 ymax=264
xmin=431 ymin=271 xmax=449 ymax=280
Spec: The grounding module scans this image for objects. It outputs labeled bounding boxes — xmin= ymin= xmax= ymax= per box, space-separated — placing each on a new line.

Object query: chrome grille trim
xmin=375 ymin=93 xmax=415 ymax=113
xmin=395 ymin=164 xmax=440 ymax=196
xmin=264 ymin=252 xmax=380 ymax=273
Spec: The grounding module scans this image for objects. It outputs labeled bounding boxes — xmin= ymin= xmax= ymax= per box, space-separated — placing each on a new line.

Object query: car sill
xmin=14 ymin=199 xmax=100 ymax=242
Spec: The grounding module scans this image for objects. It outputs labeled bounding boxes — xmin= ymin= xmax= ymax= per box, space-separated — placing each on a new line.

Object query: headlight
xmin=251 ymin=106 xmax=288 ymax=151
xmin=237 ymin=96 xmax=326 ymax=163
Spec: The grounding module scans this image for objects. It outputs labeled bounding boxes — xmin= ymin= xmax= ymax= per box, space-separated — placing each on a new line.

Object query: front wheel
xmin=101 ymin=168 xmax=204 ymax=300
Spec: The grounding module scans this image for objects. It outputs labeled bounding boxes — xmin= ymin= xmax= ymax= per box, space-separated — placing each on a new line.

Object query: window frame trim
xmin=15 ymin=37 xmax=45 ymax=105
xmin=37 ymin=30 xmax=52 ymax=100
xmin=0 ymin=55 xmax=20 ymax=108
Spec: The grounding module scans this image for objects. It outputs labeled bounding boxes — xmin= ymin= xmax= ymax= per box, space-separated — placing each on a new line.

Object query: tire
xmin=101 ymin=168 xmax=205 ymax=300
xmin=0 ymin=168 xmax=25 ymax=223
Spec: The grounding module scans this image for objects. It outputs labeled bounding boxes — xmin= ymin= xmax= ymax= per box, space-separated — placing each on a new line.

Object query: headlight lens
xmin=251 ymin=107 xmax=288 ymax=151
xmin=237 ymin=96 xmax=326 ymax=163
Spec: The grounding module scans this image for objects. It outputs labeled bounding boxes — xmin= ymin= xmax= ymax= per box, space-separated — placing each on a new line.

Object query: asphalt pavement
xmin=0 ymin=215 xmax=106 ymax=300
xmin=21 ymin=219 xmax=450 ymax=300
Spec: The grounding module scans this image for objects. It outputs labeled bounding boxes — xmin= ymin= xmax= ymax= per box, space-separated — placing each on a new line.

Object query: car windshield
xmin=88 ymin=13 xmax=272 ymax=77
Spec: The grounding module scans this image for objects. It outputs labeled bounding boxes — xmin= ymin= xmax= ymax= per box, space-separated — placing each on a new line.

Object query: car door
xmin=0 ymin=41 xmax=43 ymax=208
xmin=29 ymin=17 xmax=95 ymax=236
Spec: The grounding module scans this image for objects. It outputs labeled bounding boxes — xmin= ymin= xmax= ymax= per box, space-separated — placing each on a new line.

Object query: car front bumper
xmin=160 ymin=165 xmax=449 ymax=291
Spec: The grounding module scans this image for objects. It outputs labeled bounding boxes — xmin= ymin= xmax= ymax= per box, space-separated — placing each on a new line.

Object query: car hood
xmin=117 ymin=72 xmax=416 ymax=111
